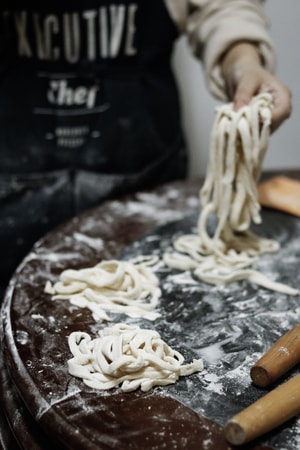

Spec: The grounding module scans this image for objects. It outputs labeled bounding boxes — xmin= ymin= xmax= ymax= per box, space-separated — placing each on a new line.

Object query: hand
xmin=221 ymin=43 xmax=292 ymax=132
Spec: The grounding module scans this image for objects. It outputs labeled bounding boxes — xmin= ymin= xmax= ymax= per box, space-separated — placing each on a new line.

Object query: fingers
xmin=262 ymin=83 xmax=292 ymax=132
xmin=221 ymin=42 xmax=292 ymax=133
xmin=231 ymin=70 xmax=292 ymax=132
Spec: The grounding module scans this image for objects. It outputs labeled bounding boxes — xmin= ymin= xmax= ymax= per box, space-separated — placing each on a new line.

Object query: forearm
xmin=165 ymin=0 xmax=275 ymax=101
xmin=166 ymin=0 xmax=291 ymax=131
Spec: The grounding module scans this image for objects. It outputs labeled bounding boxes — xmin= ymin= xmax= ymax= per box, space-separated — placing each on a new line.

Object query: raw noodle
xmin=45 ymin=258 xmax=161 ymax=321
xmin=68 ymin=323 xmax=204 ymax=392
xmin=164 ymin=94 xmax=298 ymax=296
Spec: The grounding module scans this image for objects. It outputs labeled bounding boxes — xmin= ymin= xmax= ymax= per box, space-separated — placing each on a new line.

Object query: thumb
xmin=232 ymin=77 xmax=259 ymax=111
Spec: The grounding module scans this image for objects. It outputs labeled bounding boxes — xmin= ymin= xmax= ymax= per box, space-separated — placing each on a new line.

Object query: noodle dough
xmin=68 ymin=323 xmax=204 ymax=392
xmin=164 ymin=94 xmax=298 ymax=296
xmin=45 ymin=259 xmax=161 ymax=321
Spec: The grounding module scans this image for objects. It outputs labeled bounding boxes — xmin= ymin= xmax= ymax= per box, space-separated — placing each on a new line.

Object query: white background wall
xmin=171 ymin=0 xmax=300 ymax=177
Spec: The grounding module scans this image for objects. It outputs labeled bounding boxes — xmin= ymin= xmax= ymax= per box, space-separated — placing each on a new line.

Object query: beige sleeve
xmin=165 ymin=0 xmax=276 ymax=101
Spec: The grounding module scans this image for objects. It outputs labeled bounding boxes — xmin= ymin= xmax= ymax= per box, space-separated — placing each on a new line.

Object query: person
xmin=0 ymin=1 xmax=291 ymax=297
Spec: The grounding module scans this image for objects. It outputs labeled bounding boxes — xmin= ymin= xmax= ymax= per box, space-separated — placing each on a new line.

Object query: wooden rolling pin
xmin=224 ymin=373 xmax=300 ymax=445
xmin=250 ymin=323 xmax=300 ymax=387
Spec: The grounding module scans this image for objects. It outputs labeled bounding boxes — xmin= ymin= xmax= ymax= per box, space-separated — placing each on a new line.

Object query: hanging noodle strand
xmin=164 ymin=94 xmax=298 ymax=296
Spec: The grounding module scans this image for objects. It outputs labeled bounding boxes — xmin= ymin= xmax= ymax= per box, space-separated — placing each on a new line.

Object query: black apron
xmin=0 ymin=1 xmax=187 ymax=290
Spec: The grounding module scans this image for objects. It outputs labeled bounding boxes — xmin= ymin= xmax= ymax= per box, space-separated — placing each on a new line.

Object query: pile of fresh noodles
xmin=45 ymin=259 xmax=161 ymax=321
xmin=68 ymin=323 xmax=203 ymax=392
